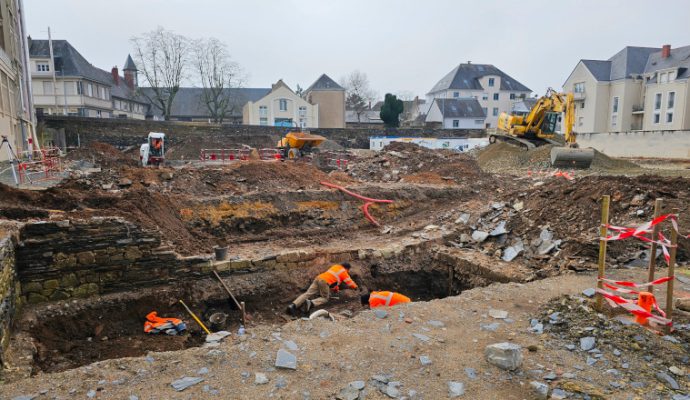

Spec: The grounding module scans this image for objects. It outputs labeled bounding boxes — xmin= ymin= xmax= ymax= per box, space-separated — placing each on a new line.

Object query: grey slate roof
xmin=428 ymin=63 xmax=531 ymax=94
xmin=645 ymin=45 xmax=690 ymax=80
xmin=580 ymin=60 xmax=612 ymax=81
xmin=140 ymin=87 xmax=270 ymax=118
xmin=29 ymin=39 xmax=145 ymax=103
xmin=434 ymin=98 xmax=486 ymax=119
xmin=579 ymin=46 xmax=690 ymax=82
xmin=609 ymin=46 xmax=658 ymax=80
xmin=123 ymin=54 xmax=137 ymax=71
xmin=305 ymin=74 xmax=344 ymax=92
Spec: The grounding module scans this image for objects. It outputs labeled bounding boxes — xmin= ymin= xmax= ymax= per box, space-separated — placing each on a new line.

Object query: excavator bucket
xmin=550 ymin=146 xmax=595 ymax=169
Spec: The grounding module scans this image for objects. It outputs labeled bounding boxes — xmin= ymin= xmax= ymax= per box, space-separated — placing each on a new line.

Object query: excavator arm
xmin=496 ymin=88 xmax=594 ymax=168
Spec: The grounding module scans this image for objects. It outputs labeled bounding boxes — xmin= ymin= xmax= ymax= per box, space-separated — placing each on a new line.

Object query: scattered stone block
xmin=255 ymin=373 xmax=269 ymax=385
xmin=580 ymin=337 xmax=596 ymax=351
xmin=275 ymin=349 xmax=297 ymax=370
xmin=171 ymin=376 xmax=204 ymax=392
xmin=530 ymin=381 xmax=549 ymax=400
xmin=448 ymin=381 xmax=465 ymax=398
xmin=485 ymin=343 xmax=523 ymax=371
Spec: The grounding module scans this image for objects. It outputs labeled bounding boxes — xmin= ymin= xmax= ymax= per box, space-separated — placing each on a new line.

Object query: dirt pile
xmin=476 ymin=142 xmax=641 ymax=173
xmin=66 ymin=142 xmax=138 ymax=168
xmin=518 ymin=175 xmax=690 ymax=262
xmin=348 ymin=142 xmax=486 ymax=184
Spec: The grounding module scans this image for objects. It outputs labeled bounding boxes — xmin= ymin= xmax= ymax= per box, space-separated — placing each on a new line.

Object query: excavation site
xmin=1 ymin=139 xmax=689 ymax=399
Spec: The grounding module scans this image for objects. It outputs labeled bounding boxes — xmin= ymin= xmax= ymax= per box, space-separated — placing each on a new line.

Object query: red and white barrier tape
xmin=601 ymin=213 xmax=689 ymax=266
xmin=595 ymin=288 xmax=672 ymax=326
xmin=599 ymin=276 xmax=673 ymax=289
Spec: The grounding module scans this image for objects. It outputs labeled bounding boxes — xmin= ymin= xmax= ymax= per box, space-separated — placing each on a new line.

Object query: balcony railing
xmin=572 ymin=91 xmax=586 ymax=100
xmin=632 ymin=104 xmax=644 ymax=113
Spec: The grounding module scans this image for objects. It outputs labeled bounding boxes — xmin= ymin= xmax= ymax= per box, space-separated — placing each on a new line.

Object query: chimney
xmin=124 ymin=70 xmax=135 ymax=89
xmin=111 ymin=67 xmax=119 ymax=85
xmin=662 ymin=44 xmax=671 ymax=58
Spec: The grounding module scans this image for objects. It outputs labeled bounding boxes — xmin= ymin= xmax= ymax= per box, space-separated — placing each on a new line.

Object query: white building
xmin=563 ymin=44 xmax=690 ymax=132
xmin=425 ymin=98 xmax=486 ymax=129
xmin=29 ymin=40 xmax=147 ymax=119
xmin=426 ymin=63 xmax=531 ymax=127
xmin=243 ymin=80 xmax=318 ymax=128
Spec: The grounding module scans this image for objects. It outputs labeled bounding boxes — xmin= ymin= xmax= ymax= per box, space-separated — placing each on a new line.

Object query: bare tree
xmin=340 ymin=70 xmax=376 ymax=123
xmin=193 ymin=37 xmax=244 ymax=124
xmin=131 ymin=27 xmax=190 ymax=120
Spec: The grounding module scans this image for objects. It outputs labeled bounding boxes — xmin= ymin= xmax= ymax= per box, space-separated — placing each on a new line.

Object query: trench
xmin=24 ymin=259 xmax=472 ymax=374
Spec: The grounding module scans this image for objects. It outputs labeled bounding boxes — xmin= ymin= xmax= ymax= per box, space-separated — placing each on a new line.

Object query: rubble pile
xmin=65 ymin=142 xmax=138 ymax=168
xmin=347 ymin=142 xmax=486 ymax=184
xmin=532 ymin=295 xmax=690 ymax=398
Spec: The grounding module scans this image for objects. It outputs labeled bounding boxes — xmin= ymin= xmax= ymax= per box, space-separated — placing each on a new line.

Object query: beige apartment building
xmin=426 ymin=63 xmax=531 ymax=128
xmin=563 ymin=45 xmax=690 ymax=133
xmin=243 ymin=80 xmax=318 ymax=128
xmin=303 ymin=74 xmax=345 ymax=128
xmin=29 ymin=40 xmax=147 ymax=119
xmin=0 ymin=0 xmax=35 ymax=161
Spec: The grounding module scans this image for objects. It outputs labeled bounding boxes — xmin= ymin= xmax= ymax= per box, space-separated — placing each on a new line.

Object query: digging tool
xmin=212 ymin=270 xmax=250 ymax=325
xmin=178 ymin=300 xmax=211 ymax=335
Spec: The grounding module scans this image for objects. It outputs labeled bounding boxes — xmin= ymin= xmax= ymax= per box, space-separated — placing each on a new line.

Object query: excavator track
xmin=488 ymin=133 xmax=537 ymax=150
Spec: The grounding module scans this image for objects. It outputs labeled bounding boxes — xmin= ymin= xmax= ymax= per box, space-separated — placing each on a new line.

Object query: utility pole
xmin=47 ymin=26 xmax=61 ymax=115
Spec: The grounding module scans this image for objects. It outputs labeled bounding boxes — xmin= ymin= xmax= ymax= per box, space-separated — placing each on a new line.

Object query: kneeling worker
xmin=287 ymin=263 xmax=358 ymax=316
xmin=361 ymin=291 xmax=411 ymax=308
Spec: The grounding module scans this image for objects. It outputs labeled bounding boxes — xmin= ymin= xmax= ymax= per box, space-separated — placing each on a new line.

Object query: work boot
xmin=287 ymin=303 xmax=297 ymax=317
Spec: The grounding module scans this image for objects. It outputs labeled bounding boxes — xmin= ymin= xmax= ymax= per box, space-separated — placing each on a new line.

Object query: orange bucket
xmin=635 ymin=291 xmax=654 ymax=325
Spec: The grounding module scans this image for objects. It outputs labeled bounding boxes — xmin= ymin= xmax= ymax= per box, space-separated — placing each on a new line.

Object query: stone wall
xmin=16 ymin=218 xmax=208 ymax=304
xmin=0 ymin=226 xmax=19 ymax=368
xmin=39 ymin=116 xmax=485 ymax=156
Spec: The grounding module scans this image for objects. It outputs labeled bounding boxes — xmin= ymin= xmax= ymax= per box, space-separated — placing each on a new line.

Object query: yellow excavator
xmin=494 ymin=88 xmax=595 ymax=169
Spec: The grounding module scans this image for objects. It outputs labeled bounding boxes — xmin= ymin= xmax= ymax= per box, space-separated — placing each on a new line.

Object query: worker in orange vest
xmin=287 ymin=263 xmax=358 ymax=316
xmin=361 ymin=291 xmax=411 ymax=308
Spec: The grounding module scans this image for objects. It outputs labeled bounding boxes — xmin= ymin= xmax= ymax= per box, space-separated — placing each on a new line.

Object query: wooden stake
xmin=596 ymin=195 xmax=610 ymax=311
xmin=647 ymin=198 xmax=663 ymax=292
xmin=665 ymin=208 xmax=679 ymax=333
xmin=212 ymin=269 xmax=242 ymax=310
xmin=241 ymin=301 xmax=247 ymax=326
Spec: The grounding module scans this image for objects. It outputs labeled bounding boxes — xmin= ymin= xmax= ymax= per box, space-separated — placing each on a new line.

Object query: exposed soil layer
xmin=24 ymin=257 xmax=462 ymax=373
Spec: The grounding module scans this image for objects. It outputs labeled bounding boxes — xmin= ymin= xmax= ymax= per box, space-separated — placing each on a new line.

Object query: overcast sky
xmin=24 ymin=0 xmax=690 ymax=98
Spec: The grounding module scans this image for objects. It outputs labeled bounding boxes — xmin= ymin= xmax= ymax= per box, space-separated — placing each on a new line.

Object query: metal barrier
xmin=200 ymin=148 xmax=252 ymax=163
xmin=16 ymin=147 xmax=63 ymax=184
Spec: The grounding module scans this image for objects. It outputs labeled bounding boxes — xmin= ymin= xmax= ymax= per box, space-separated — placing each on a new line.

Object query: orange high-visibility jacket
xmin=369 ymin=291 xmax=411 ymax=308
xmin=143 ymin=311 xmax=184 ymax=333
xmin=318 ymin=264 xmax=358 ymax=289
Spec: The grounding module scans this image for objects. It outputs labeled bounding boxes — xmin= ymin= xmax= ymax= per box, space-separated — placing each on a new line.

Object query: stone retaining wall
xmin=16 ymin=218 xmax=208 ymax=304
xmin=0 ymin=227 xmax=19 ymax=368
xmin=39 ymin=116 xmax=485 ymax=156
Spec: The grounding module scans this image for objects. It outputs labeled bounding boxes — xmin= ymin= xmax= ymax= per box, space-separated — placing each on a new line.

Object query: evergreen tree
xmin=379 ymin=93 xmax=404 ymax=128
